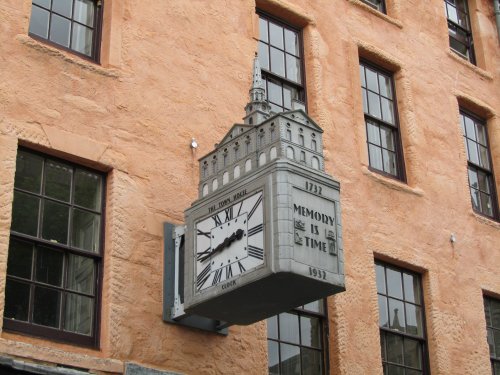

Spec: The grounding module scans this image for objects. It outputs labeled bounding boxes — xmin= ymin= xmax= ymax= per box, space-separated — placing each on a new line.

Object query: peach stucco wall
xmin=0 ymin=0 xmax=499 ymax=374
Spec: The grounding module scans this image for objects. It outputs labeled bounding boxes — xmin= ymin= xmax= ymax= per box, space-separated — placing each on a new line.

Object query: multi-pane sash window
xmin=267 ymin=300 xmax=327 ymax=374
xmin=360 ymin=61 xmax=405 ymax=180
xmin=376 ymin=262 xmax=428 ymax=374
xmin=361 ymin=0 xmax=386 ymax=12
xmin=4 ymin=148 xmax=104 ymax=347
xmin=444 ymin=0 xmax=475 ymax=64
xmin=460 ymin=111 xmax=499 ymax=219
xmin=484 ymin=296 xmax=500 ymax=374
xmin=258 ymin=13 xmax=305 ymax=113
xmin=28 ymin=0 xmax=102 ymax=61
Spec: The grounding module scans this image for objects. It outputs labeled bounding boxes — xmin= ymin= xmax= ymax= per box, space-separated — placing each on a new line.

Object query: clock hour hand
xmin=199 ymin=228 xmax=245 ymax=262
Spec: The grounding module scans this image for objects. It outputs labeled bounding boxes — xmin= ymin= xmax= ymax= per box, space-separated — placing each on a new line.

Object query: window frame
xmin=361 ymin=0 xmax=386 ymax=13
xmin=28 ymin=0 xmax=104 ymax=63
xmin=375 ymin=261 xmax=430 ymax=375
xmin=257 ymin=10 xmax=307 ymax=113
xmin=4 ymin=147 xmax=106 ymax=348
xmin=359 ymin=60 xmax=406 ymax=182
xmin=444 ymin=0 xmax=475 ymax=64
xmin=460 ymin=109 xmax=499 ymax=221
xmin=484 ymin=295 xmax=500 ymax=374
xmin=267 ymin=300 xmax=329 ymax=375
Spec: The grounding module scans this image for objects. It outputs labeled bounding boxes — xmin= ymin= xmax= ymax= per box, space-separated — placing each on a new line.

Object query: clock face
xmin=195 ymin=191 xmax=264 ymax=292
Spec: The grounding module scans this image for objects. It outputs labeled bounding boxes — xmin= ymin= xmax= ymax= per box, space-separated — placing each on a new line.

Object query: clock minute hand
xmin=199 ymin=228 xmax=245 ymax=262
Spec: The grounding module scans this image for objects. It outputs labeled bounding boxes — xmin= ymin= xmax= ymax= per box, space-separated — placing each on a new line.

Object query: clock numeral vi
xmin=212 ymin=268 xmax=223 ymax=285
xmin=248 ymin=245 xmax=264 ymax=260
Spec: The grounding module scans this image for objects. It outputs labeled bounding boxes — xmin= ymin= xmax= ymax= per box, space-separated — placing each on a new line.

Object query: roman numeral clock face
xmin=195 ymin=191 xmax=264 ymax=292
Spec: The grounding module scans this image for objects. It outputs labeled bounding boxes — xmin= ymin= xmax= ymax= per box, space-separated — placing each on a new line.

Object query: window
xmin=460 ymin=110 xmax=499 ymax=219
xmin=361 ymin=0 xmax=386 ymax=12
xmin=5 ymin=148 xmax=104 ymax=347
xmin=360 ymin=61 xmax=405 ymax=180
xmin=28 ymin=0 xmax=103 ymax=61
xmin=375 ymin=262 xmax=428 ymax=374
xmin=444 ymin=0 xmax=475 ymax=64
xmin=267 ymin=300 xmax=327 ymax=374
xmin=484 ymin=296 xmax=500 ymax=374
xmin=258 ymin=12 xmax=305 ymax=113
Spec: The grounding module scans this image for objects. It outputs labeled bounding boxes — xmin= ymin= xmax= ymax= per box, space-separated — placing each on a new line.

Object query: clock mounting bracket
xmin=162 ymin=222 xmax=229 ymax=335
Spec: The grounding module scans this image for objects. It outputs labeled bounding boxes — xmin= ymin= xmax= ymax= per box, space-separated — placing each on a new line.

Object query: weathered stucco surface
xmin=0 ymin=0 xmax=499 ymax=374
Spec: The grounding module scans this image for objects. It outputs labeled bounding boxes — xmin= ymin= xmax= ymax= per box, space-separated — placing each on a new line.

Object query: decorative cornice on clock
xmin=198 ymin=57 xmax=327 ymax=199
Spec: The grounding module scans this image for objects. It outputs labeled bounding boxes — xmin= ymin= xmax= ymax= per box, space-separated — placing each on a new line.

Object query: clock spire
xmin=243 ymin=52 xmax=271 ymax=125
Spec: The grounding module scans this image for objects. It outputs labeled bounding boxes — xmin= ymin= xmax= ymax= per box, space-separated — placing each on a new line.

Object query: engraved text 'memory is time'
xmin=293 ymin=204 xmax=335 ymax=226
xmin=208 ymin=189 xmax=248 ymax=213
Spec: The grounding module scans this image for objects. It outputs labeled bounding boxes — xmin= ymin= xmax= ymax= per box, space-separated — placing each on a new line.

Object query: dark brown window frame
xmin=460 ymin=109 xmax=499 ymax=221
xmin=4 ymin=147 xmax=106 ymax=348
xmin=257 ymin=10 xmax=307 ymax=113
xmin=375 ymin=261 xmax=430 ymax=375
xmin=360 ymin=0 xmax=386 ymax=13
xmin=360 ymin=60 xmax=406 ymax=182
xmin=484 ymin=295 xmax=500 ymax=374
xmin=28 ymin=0 xmax=104 ymax=63
xmin=444 ymin=0 xmax=476 ymax=64
xmin=267 ymin=300 xmax=329 ymax=375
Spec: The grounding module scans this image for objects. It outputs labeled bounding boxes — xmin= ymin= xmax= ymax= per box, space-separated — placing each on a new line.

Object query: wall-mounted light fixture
xmin=191 ymin=138 xmax=198 ymax=149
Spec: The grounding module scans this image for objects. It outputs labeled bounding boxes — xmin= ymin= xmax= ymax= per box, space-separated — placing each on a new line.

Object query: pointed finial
xmin=252 ymin=52 xmax=264 ymax=91
xmin=243 ymin=52 xmax=271 ymax=125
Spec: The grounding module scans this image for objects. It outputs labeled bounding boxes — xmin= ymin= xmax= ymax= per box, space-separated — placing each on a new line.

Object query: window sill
xmin=348 ymin=0 xmax=403 ymax=29
xmin=15 ymin=34 xmax=121 ymax=79
xmin=0 ymin=334 xmax=123 ymax=373
xmin=447 ymin=50 xmax=493 ymax=81
xmin=361 ymin=166 xmax=424 ymax=196
xmin=471 ymin=211 xmax=500 ymax=228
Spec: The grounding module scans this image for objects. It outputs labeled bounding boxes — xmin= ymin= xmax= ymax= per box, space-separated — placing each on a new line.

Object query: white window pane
xmin=381 ymin=98 xmax=395 ymax=124
xmin=29 ymin=6 xmax=50 ymax=38
xmin=74 ymin=0 xmax=95 ymax=27
xmin=259 ymin=17 xmax=268 ymax=43
xmin=369 ymin=144 xmax=383 ymax=170
xmin=64 ymin=294 xmax=93 ymax=335
xmin=270 ymin=47 xmax=285 ymax=77
xmin=71 ymin=23 xmax=93 ymax=56
xmin=368 ymin=91 xmax=382 ymax=119
xmin=52 ymin=0 xmax=73 ymax=18
xmin=49 ymin=13 xmax=71 ymax=47
xmin=286 ymin=54 xmax=301 ymax=83
xmin=258 ymin=41 xmax=269 ymax=70
xmin=269 ymin=22 xmax=283 ymax=49
xmin=365 ymin=67 xmax=379 ymax=93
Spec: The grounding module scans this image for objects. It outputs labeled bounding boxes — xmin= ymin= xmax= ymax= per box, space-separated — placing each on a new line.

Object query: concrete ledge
xmin=348 ymin=0 xmax=403 ymax=29
xmin=15 ymin=34 xmax=121 ymax=79
xmin=0 ymin=337 xmax=123 ymax=374
xmin=361 ymin=166 xmax=424 ymax=196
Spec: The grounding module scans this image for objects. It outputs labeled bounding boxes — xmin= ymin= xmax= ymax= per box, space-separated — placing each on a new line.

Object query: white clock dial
xmin=195 ymin=191 xmax=264 ymax=291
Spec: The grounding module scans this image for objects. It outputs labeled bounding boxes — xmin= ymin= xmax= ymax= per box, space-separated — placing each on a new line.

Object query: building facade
xmin=0 ymin=0 xmax=499 ymax=374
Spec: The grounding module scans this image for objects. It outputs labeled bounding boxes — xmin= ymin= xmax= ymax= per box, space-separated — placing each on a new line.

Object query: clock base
xmin=184 ymin=271 xmax=345 ymax=325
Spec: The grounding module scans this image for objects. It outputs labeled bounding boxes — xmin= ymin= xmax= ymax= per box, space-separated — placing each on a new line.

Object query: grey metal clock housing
xmin=183 ymin=56 xmax=345 ymax=325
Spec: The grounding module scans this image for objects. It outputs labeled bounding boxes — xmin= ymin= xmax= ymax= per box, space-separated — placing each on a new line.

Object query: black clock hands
xmin=199 ymin=228 xmax=245 ymax=262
